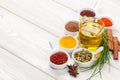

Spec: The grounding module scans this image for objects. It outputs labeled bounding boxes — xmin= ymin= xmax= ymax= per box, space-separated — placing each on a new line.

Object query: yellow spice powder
xmin=60 ymin=36 xmax=77 ymax=48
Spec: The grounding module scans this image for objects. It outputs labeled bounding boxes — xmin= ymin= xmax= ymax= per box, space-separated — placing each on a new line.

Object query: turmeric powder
xmin=59 ymin=36 xmax=77 ymax=48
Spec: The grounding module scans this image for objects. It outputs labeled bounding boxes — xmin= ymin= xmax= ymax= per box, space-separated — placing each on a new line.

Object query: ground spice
xmin=65 ymin=21 xmax=79 ymax=32
xmin=100 ymin=17 xmax=113 ymax=27
xmin=50 ymin=51 xmax=68 ymax=65
xmin=80 ymin=9 xmax=95 ymax=17
xmin=59 ymin=36 xmax=77 ymax=48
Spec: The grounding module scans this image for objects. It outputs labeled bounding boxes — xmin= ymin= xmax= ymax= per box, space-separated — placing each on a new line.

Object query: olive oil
xmin=78 ymin=17 xmax=104 ymax=50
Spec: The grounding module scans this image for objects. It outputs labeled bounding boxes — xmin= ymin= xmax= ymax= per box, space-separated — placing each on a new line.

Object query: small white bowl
xmin=49 ymin=50 xmax=70 ymax=69
xmin=64 ymin=29 xmax=78 ymax=36
xmin=58 ymin=35 xmax=78 ymax=53
xmin=64 ymin=21 xmax=79 ymax=36
xmin=72 ymin=47 xmax=103 ymax=67
xmin=80 ymin=8 xmax=96 ymax=17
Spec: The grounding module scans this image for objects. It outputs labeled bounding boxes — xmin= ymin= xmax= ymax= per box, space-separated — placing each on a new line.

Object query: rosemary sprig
xmin=80 ymin=33 xmax=110 ymax=80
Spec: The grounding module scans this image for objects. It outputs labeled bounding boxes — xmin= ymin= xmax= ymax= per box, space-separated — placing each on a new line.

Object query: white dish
xmin=49 ymin=49 xmax=70 ymax=69
xmin=58 ymin=35 xmax=78 ymax=53
xmin=72 ymin=47 xmax=103 ymax=67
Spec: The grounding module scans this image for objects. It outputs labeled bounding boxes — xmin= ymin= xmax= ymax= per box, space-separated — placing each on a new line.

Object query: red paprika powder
xmin=99 ymin=17 xmax=113 ymax=27
xmin=50 ymin=51 xmax=68 ymax=65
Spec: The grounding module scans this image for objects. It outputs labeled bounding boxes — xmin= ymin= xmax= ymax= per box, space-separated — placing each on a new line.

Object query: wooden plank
xmin=1 ymin=9 xmax=120 ymax=80
xmin=0 ymin=0 xmax=120 ymax=80
xmin=0 ymin=48 xmax=55 ymax=80
xmin=52 ymin=0 xmax=100 ymax=13
xmin=94 ymin=0 xmax=120 ymax=19
xmin=0 ymin=6 xmax=59 ymax=51
xmin=0 ymin=0 xmax=79 ymax=37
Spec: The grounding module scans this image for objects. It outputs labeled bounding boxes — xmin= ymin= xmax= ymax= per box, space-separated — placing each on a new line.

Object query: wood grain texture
xmin=0 ymin=0 xmax=120 ymax=80
xmin=0 ymin=48 xmax=55 ymax=80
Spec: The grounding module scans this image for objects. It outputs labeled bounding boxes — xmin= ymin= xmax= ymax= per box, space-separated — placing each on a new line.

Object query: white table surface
xmin=0 ymin=0 xmax=120 ymax=80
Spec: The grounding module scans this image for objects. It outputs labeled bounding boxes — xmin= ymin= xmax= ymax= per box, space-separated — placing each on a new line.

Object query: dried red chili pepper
xmin=50 ymin=51 xmax=68 ymax=65
xmin=80 ymin=9 xmax=95 ymax=17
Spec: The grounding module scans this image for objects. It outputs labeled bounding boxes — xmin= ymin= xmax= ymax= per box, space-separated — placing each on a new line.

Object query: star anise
xmin=67 ymin=64 xmax=79 ymax=77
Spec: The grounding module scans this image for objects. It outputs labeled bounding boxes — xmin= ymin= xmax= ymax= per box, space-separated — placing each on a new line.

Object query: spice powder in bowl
xmin=80 ymin=9 xmax=96 ymax=17
xmin=64 ymin=21 xmax=79 ymax=36
xmin=98 ymin=17 xmax=113 ymax=27
xmin=59 ymin=35 xmax=78 ymax=53
xmin=49 ymin=50 xmax=70 ymax=69
xmin=50 ymin=51 xmax=68 ymax=65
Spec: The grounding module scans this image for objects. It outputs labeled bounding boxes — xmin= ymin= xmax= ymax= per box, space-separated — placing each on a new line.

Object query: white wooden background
xmin=0 ymin=0 xmax=120 ymax=80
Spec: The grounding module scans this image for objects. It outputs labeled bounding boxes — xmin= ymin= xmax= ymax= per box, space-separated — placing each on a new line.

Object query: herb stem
xmin=81 ymin=33 xmax=110 ymax=80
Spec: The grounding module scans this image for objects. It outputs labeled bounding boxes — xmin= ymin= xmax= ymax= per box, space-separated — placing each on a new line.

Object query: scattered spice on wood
xmin=65 ymin=21 xmax=79 ymax=32
xmin=100 ymin=17 xmax=113 ymax=27
xmin=67 ymin=64 xmax=79 ymax=77
xmin=113 ymin=37 xmax=119 ymax=60
xmin=106 ymin=29 xmax=113 ymax=50
xmin=80 ymin=9 xmax=95 ymax=17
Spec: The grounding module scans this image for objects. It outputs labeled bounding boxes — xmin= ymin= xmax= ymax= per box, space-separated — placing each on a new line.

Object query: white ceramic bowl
xmin=80 ymin=8 xmax=96 ymax=17
xmin=72 ymin=48 xmax=94 ymax=67
xmin=49 ymin=50 xmax=70 ymax=69
xmin=58 ymin=35 xmax=78 ymax=53
xmin=64 ymin=21 xmax=79 ymax=36
xmin=72 ymin=47 xmax=103 ymax=67
xmin=64 ymin=29 xmax=78 ymax=36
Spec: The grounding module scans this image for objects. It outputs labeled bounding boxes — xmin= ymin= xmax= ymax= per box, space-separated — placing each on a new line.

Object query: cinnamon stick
xmin=113 ymin=37 xmax=119 ymax=60
xmin=118 ymin=41 xmax=120 ymax=51
xmin=118 ymin=46 xmax=120 ymax=51
xmin=118 ymin=41 xmax=120 ymax=45
xmin=106 ymin=29 xmax=113 ymax=50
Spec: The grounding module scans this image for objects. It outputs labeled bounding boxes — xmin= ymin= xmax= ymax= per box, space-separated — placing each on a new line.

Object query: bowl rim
xmin=64 ymin=20 xmax=79 ymax=32
xmin=72 ymin=48 xmax=94 ymax=64
xmin=49 ymin=49 xmax=70 ymax=66
xmin=59 ymin=35 xmax=78 ymax=50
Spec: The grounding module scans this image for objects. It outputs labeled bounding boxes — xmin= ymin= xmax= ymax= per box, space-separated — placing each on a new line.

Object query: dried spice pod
xmin=67 ymin=64 xmax=79 ymax=77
